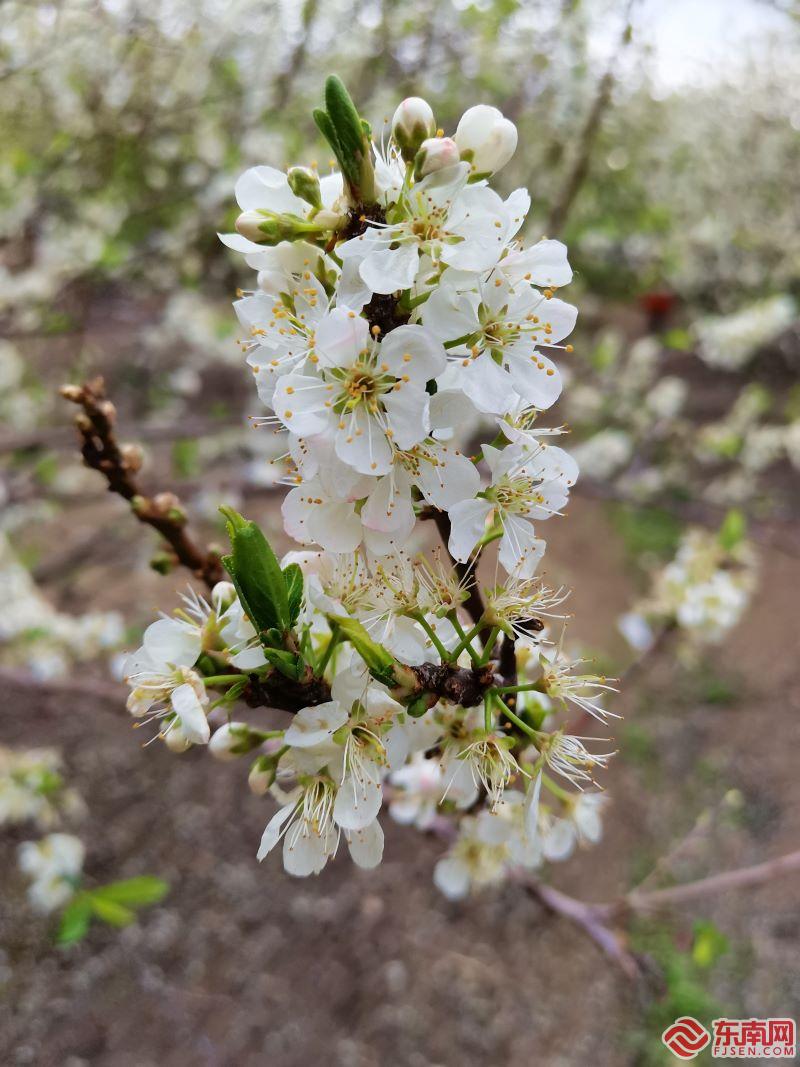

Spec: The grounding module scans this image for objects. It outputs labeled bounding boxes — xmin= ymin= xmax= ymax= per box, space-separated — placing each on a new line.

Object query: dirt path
xmin=3 ymin=493 xmax=800 ymax=1065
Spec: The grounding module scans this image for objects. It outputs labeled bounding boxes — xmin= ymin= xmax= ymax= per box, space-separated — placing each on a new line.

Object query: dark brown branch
xmin=430 ymin=510 xmax=486 ymax=627
xmin=404 ymin=661 xmax=500 ymax=708
xmin=498 ymin=634 xmax=518 ymax=687
xmin=61 ymin=378 xmax=224 ymax=590
xmin=242 ymin=660 xmax=502 ymax=715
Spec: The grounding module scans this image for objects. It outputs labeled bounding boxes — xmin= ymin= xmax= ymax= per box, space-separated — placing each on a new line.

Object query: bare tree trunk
xmin=546 ymin=0 xmax=636 ymax=235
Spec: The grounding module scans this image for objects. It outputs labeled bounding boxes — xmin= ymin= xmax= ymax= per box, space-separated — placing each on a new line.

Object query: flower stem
xmin=315 ymin=630 xmax=341 ymax=676
xmin=447 ymin=614 xmax=482 ymax=664
xmin=490 ymin=691 xmax=538 ymax=740
xmin=542 ymin=773 xmax=572 ymax=804
xmin=413 ymin=613 xmax=452 ymax=662
xmin=202 ymin=674 xmax=245 ymax=687
xmin=478 ymin=626 xmax=500 ymax=666
xmin=495 ymin=681 xmax=547 ymax=695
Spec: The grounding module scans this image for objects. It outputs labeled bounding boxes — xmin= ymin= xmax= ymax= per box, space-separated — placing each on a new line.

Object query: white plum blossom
xmin=448 ymin=442 xmax=577 ymax=576
xmin=123 ymin=617 xmax=210 ymax=746
xmin=274 ymin=311 xmax=446 ymax=474
xmin=18 ymin=833 xmax=85 ymax=913
xmin=118 ymin=81 xmax=615 ymax=891
xmin=339 ymin=164 xmax=524 ymax=295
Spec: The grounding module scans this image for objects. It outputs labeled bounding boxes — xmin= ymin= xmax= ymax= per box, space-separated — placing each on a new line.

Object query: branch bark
xmin=520 ymin=847 xmax=800 ymax=978
xmin=430 ymin=510 xmax=486 ymax=627
xmin=61 ymin=378 xmax=225 ymax=590
xmin=545 ymin=0 xmax=636 ymax=234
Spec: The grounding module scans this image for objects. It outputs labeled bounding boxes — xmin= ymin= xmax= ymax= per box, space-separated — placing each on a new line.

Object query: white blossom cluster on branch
xmin=122 ymin=79 xmax=615 ymax=890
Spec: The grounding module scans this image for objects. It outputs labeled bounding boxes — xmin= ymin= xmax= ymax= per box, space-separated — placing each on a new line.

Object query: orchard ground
xmin=2 ymin=302 xmax=799 ymax=1065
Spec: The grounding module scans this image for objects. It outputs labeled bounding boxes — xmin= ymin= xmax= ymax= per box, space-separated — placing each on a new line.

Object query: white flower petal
xmin=257 ymin=803 xmax=294 ymax=861
xmin=433 ymin=856 xmax=471 ymax=900
xmin=334 ymin=769 xmax=383 ymax=830
xmin=142 ymin=618 xmax=201 ymax=668
xmin=379 ymin=324 xmax=447 ymax=380
xmin=461 ymin=353 xmax=516 ymax=414
xmin=447 ymin=498 xmax=493 ymax=562
xmin=315 ymin=306 xmax=369 ymax=368
xmin=498 ymin=515 xmax=545 ymax=577
xmin=359 ymin=242 xmax=419 ymax=295
xmin=346 ymin=820 xmax=384 ymax=869
xmin=283 ymin=823 xmax=335 ymax=876
xmin=334 ymin=407 xmax=393 ymax=475
xmin=506 ymin=348 xmax=563 ymax=410
xmin=284 ymin=701 xmax=349 ymax=748
xmin=170 ymin=682 xmax=210 ymax=745
xmin=383 ymin=384 xmax=430 ymax=450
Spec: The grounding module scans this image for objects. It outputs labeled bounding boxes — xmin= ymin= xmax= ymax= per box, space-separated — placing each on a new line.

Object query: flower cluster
xmin=0 ymin=744 xmax=83 ymax=829
xmin=121 ymin=79 xmax=614 ymax=895
xmin=3 ymin=742 xmax=168 ymax=939
xmin=695 ymin=295 xmax=796 ymax=371
xmin=0 ymin=533 xmax=124 ymax=680
xmin=620 ymin=520 xmax=756 ymax=652
xmin=18 ymin=833 xmax=85 ymax=914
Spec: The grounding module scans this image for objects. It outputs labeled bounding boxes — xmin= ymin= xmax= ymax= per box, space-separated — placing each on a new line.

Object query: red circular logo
xmin=662 ymin=1017 xmax=711 ymax=1059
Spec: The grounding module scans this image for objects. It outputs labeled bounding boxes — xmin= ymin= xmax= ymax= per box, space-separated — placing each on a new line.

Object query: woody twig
xmin=60 ymin=377 xmax=224 ymax=590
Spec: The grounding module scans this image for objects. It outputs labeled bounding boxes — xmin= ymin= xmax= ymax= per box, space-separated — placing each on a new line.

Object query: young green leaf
xmin=718 ymin=508 xmax=746 ymax=552
xmin=325 ymin=76 xmax=365 ymax=181
xmin=330 ymin=615 xmax=396 ymax=686
xmin=88 ymin=894 xmax=136 ymax=927
xmin=283 ymin=563 xmax=304 ymax=626
xmin=56 ymin=895 xmax=92 ymax=945
xmin=220 ymin=507 xmax=290 ymax=635
xmin=313 ymin=107 xmax=341 ymax=160
xmin=91 ymin=876 xmax=169 ymax=908
xmin=262 ymin=647 xmax=304 ymax=681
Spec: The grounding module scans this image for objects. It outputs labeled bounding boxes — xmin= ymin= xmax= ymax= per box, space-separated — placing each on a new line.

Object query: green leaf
xmin=331 ymin=615 xmax=396 ymax=686
xmin=692 ymin=920 xmax=729 ymax=968
xmin=313 ymin=107 xmax=341 ymax=159
xmin=91 ymin=876 xmax=169 ymax=908
xmin=283 ymin=563 xmax=304 ymax=626
xmin=220 ymin=507 xmax=290 ymax=635
xmin=87 ymin=894 xmax=136 ymax=927
xmin=324 ymin=75 xmax=365 ymax=187
xmin=57 ymin=896 xmax=92 ymax=945
xmin=262 ymin=648 xmax=304 ymax=681
xmin=718 ymin=508 xmax=746 ymax=552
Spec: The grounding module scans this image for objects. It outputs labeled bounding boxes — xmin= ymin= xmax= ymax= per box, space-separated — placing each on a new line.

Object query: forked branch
xmin=61 ymin=378 xmax=224 ymax=590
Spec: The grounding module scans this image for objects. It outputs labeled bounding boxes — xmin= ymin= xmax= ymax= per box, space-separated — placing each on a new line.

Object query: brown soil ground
xmin=2 ymin=490 xmax=799 ymax=1067
xmin=2 ymin=298 xmax=800 ymax=1065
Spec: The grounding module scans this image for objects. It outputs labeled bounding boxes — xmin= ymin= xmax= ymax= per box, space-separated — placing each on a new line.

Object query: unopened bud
xmin=414 ymin=136 xmax=460 ymax=179
xmin=311 ymin=208 xmax=346 ymax=230
xmin=287 ymin=166 xmax=322 ymax=209
xmin=392 ymin=96 xmax=436 ymax=162
xmin=120 ymin=443 xmax=143 ymax=473
xmin=164 ymin=721 xmax=192 ymax=753
xmin=454 ymin=105 xmax=518 ymax=175
xmin=59 ymin=384 xmax=83 ymax=402
xmin=209 ymin=722 xmax=250 ymax=761
xmin=235 ymin=210 xmax=307 ymax=246
xmin=153 ymin=492 xmax=182 ymax=519
xmin=248 ymin=755 xmax=276 ymax=795
xmin=150 ymin=551 xmax=175 ymax=576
